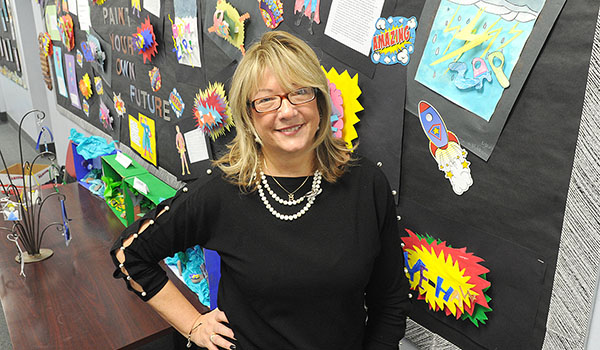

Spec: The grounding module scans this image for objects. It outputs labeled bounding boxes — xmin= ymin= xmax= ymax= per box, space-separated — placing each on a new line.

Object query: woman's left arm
xmin=363 ymin=172 xmax=412 ymax=350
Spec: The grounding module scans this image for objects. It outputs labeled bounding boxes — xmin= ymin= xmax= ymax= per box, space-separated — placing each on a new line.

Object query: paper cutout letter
xmin=402 ymin=228 xmax=492 ymax=326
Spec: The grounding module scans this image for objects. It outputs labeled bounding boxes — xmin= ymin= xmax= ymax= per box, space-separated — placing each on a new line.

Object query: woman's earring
xmin=254 ymin=135 xmax=261 ymax=143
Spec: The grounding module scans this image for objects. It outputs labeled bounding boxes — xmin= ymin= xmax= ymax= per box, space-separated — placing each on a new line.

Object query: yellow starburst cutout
xmin=403 ymin=229 xmax=492 ymax=326
xmin=321 ymin=66 xmax=363 ymax=149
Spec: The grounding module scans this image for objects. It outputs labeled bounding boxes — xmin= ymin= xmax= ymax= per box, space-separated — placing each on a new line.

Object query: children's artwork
xmin=415 ymin=0 xmax=546 ymax=121
xmin=169 ymin=0 xmax=202 ymax=67
xmin=53 ymin=46 xmax=68 ymax=97
xmin=81 ymin=41 xmax=94 ymax=62
xmin=175 ymin=125 xmax=191 ymax=175
xmin=129 ymin=113 xmax=157 ymax=166
xmin=38 ymin=33 xmax=53 ymax=90
xmin=258 ymin=0 xmax=284 ymax=29
xmin=64 ymin=53 xmax=81 ymax=109
xmin=193 ymin=82 xmax=233 ymax=141
xmin=87 ymin=31 xmax=111 ymax=84
xmin=321 ymin=66 xmax=363 ymax=149
xmin=40 ymin=32 xmax=52 ymax=57
xmin=402 ymin=228 xmax=492 ymax=326
xmin=207 ymin=0 xmax=250 ymax=55
xmin=1 ymin=200 xmax=20 ymax=221
xmin=76 ymin=49 xmax=83 ymax=67
xmin=45 ymin=5 xmax=60 ymax=40
xmin=99 ymin=98 xmax=113 ymax=130
xmin=371 ymin=16 xmax=418 ymax=65
xmin=79 ymin=73 xmax=93 ymax=99
xmin=148 ymin=66 xmax=161 ymax=92
xmin=133 ymin=16 xmax=158 ymax=64
xmin=294 ymin=0 xmax=320 ymax=35
xmin=131 ymin=0 xmax=141 ymax=17
xmin=328 ymin=81 xmax=343 ymax=139
xmin=164 ymin=245 xmax=210 ymax=307
xmin=87 ymin=34 xmax=106 ymax=67
xmin=168 ymin=15 xmax=201 ymax=67
xmin=113 ymin=92 xmax=126 ymax=117
xmin=94 ymin=76 xmax=103 ymax=95
xmin=418 ymin=101 xmax=473 ymax=195
xmin=169 ymin=88 xmax=185 ymax=119
xmin=82 ymin=99 xmax=90 ymax=117
xmin=57 ymin=14 xmax=75 ymax=51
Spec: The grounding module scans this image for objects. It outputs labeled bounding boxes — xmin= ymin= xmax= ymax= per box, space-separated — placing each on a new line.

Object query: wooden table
xmin=0 ymin=183 xmax=206 ymax=349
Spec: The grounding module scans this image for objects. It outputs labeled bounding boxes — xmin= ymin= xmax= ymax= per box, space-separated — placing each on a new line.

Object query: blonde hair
xmin=214 ymin=31 xmax=353 ymax=190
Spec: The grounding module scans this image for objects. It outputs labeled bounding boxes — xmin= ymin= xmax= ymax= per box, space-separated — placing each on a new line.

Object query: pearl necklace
xmin=257 ymin=170 xmax=322 ymax=221
xmin=260 ymin=172 xmax=309 ymax=205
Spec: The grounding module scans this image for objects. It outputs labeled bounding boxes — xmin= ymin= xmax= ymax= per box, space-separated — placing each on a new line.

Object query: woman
xmin=111 ymin=31 xmax=410 ymax=349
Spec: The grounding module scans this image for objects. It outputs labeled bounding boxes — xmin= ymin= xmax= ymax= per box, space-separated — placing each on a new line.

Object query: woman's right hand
xmin=191 ymin=308 xmax=236 ymax=350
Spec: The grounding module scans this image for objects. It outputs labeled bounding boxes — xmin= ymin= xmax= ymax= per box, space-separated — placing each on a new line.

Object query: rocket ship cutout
xmin=418 ymin=101 xmax=473 ymax=195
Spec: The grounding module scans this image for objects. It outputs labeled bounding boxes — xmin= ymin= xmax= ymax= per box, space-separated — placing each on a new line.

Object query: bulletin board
xmin=0 ymin=0 xmax=24 ymax=87
xmin=38 ymin=0 xmax=600 ymax=350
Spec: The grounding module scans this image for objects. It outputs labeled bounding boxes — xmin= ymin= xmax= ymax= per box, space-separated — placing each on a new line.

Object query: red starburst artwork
xmin=133 ymin=16 xmax=158 ymax=64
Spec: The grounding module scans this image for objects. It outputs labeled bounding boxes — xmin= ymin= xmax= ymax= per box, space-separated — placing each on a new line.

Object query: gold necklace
xmin=270 ymin=175 xmax=310 ymax=201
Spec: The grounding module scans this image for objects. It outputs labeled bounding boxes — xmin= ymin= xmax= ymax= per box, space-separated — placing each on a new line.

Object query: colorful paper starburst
xmin=94 ymin=76 xmax=103 ymax=95
xmin=41 ymin=32 xmax=52 ymax=57
xmin=192 ymin=82 xmax=233 ymax=140
xmin=170 ymin=88 xmax=185 ymax=119
xmin=79 ymin=73 xmax=93 ymax=99
xmin=149 ymin=67 xmax=161 ymax=92
xmin=113 ymin=92 xmax=126 ymax=117
xmin=322 ymin=66 xmax=363 ymax=149
xmin=57 ymin=14 xmax=75 ymax=51
xmin=402 ymin=229 xmax=492 ymax=326
xmin=133 ymin=16 xmax=158 ymax=63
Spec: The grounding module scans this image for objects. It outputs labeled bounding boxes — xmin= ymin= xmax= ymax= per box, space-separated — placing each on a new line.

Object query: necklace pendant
xmin=288 ymin=193 xmax=294 ymax=201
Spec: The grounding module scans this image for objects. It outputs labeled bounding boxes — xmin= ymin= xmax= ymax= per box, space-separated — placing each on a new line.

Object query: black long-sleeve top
xmin=110 ymin=157 xmax=411 ymax=349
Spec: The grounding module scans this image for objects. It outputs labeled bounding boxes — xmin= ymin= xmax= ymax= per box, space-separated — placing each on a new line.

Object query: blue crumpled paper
xmin=69 ymin=128 xmax=116 ymax=160
xmin=165 ymin=245 xmax=210 ymax=307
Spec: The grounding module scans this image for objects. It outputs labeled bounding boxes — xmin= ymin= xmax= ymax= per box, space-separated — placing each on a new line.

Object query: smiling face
xmin=250 ymin=68 xmax=320 ymax=167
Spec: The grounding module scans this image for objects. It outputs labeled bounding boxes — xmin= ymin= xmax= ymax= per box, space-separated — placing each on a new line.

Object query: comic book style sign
xmin=371 ymin=16 xmax=417 ymax=65
xmin=402 ymin=229 xmax=492 ymax=327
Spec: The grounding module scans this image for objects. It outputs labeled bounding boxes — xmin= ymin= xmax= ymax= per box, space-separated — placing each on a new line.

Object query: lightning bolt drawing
xmin=431 ymin=8 xmax=500 ymax=66
xmin=496 ymin=23 xmax=523 ymax=52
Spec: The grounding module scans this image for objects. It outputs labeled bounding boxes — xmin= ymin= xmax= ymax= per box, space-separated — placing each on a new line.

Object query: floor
xmin=0 ymin=118 xmax=23 ymax=350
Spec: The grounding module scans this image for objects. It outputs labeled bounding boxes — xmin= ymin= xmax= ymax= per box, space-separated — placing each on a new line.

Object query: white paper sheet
xmin=76 ymin=0 xmax=91 ymax=31
xmin=324 ymin=0 xmax=384 ymax=56
xmin=129 ymin=118 xmax=141 ymax=147
xmin=144 ymin=0 xmax=161 ymax=18
xmin=45 ymin=5 xmax=60 ymax=40
xmin=67 ymin=0 xmax=77 ymax=16
xmin=184 ymin=128 xmax=209 ymax=163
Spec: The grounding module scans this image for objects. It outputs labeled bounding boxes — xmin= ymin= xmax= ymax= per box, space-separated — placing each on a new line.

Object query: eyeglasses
xmin=250 ymin=87 xmax=317 ymax=113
